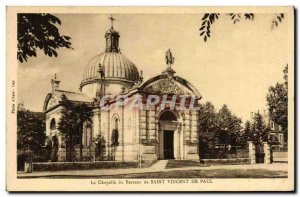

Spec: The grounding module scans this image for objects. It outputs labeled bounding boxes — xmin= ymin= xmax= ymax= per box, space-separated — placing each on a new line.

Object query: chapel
xmin=43 ymin=17 xmax=202 ymax=162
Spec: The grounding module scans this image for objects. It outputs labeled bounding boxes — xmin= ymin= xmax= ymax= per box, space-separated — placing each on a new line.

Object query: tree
xmin=266 ymin=65 xmax=288 ymax=142
xmin=252 ymin=111 xmax=268 ymax=145
xmin=250 ymin=122 xmax=257 ymax=142
xmin=198 ymin=103 xmax=243 ymax=151
xmin=230 ymin=115 xmax=243 ymax=145
xmin=17 ymin=14 xmax=72 ymax=63
xmin=17 ymin=110 xmax=46 ymax=154
xmin=216 ymin=105 xmax=243 ymax=149
xmin=198 ymin=102 xmax=218 ymax=148
xmin=57 ymin=96 xmax=93 ymax=161
xmin=199 ymin=13 xmax=284 ymax=42
xmin=94 ymin=134 xmax=106 ymax=160
xmin=242 ymin=121 xmax=252 ymax=144
xmin=57 ymin=98 xmax=78 ymax=161
xmin=216 ymin=105 xmax=234 ymax=150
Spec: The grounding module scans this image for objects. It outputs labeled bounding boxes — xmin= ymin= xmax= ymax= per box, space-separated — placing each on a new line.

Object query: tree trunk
xmin=224 ymin=134 xmax=228 ymax=151
xmin=79 ymin=124 xmax=83 ymax=161
xmin=66 ymin=138 xmax=72 ymax=162
xmin=67 ymin=135 xmax=74 ymax=162
xmin=66 ymin=145 xmax=70 ymax=162
xmin=218 ymin=136 xmax=221 ymax=150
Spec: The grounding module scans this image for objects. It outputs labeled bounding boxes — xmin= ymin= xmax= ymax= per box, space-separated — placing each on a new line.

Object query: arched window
xmin=111 ymin=118 xmax=119 ymax=146
xmin=50 ymin=118 xmax=56 ymax=130
xmin=114 ymin=118 xmax=118 ymax=130
xmin=83 ymin=124 xmax=92 ymax=146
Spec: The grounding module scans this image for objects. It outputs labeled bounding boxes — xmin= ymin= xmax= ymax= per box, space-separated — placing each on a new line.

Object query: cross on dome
xmin=108 ymin=15 xmax=116 ymax=29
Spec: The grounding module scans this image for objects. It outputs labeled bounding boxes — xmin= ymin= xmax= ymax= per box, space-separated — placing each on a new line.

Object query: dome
xmin=80 ymin=24 xmax=140 ymax=91
xmin=81 ymin=52 xmax=139 ymax=85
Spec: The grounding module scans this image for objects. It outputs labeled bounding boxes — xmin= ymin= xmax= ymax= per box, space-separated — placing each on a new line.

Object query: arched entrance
xmin=158 ymin=111 xmax=182 ymax=160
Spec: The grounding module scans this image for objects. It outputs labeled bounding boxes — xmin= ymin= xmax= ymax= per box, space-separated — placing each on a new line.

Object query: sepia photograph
xmin=6 ymin=6 xmax=294 ymax=191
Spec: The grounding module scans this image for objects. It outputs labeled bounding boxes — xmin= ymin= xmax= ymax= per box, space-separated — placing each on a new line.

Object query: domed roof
xmin=81 ymin=52 xmax=139 ymax=84
xmin=80 ymin=22 xmax=140 ymax=87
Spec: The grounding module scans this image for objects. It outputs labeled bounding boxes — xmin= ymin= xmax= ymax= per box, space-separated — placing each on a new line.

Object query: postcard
xmin=6 ymin=6 xmax=294 ymax=191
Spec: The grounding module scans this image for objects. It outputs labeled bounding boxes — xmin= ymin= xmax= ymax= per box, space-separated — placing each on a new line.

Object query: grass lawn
xmin=23 ymin=168 xmax=287 ymax=179
xmin=99 ymin=169 xmax=287 ymax=179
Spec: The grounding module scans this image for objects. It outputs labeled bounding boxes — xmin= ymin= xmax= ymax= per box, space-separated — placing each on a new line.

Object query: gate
xmin=255 ymin=144 xmax=265 ymax=163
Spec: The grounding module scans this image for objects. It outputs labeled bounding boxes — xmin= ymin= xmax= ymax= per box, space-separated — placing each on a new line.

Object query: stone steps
xmin=150 ymin=160 xmax=169 ymax=170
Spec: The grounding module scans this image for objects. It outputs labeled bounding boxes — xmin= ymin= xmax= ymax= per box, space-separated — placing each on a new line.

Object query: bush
xmin=17 ymin=152 xmax=26 ymax=171
xmin=201 ymin=148 xmax=249 ymax=159
xmin=202 ymin=158 xmax=250 ymax=165
xmin=32 ymin=161 xmax=138 ymax=172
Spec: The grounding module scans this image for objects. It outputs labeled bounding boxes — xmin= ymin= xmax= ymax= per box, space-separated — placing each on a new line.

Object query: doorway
xmin=158 ymin=110 xmax=182 ymax=160
xmin=163 ymin=130 xmax=174 ymax=159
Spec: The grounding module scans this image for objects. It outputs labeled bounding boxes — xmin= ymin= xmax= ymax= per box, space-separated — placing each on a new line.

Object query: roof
xmin=43 ymin=89 xmax=92 ymax=112
xmin=54 ymin=90 xmax=92 ymax=103
xmin=138 ymin=71 xmax=202 ymax=98
xmin=80 ymin=52 xmax=140 ymax=88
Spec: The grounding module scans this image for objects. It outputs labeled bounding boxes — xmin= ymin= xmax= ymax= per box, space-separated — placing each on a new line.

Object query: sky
xmin=18 ymin=13 xmax=289 ymax=122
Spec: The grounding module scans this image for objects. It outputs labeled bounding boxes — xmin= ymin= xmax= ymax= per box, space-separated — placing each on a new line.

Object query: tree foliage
xmin=17 ymin=14 xmax=72 ymax=63
xmin=271 ymin=13 xmax=285 ymax=29
xmin=57 ymin=96 xmax=93 ymax=161
xmin=216 ymin=105 xmax=242 ymax=149
xmin=17 ymin=110 xmax=46 ymax=152
xmin=240 ymin=111 xmax=270 ymax=146
xmin=251 ymin=111 xmax=268 ymax=145
xmin=198 ymin=102 xmax=242 ymax=150
xmin=198 ymin=102 xmax=217 ymax=133
xmin=266 ymin=65 xmax=288 ymax=141
xmin=242 ymin=120 xmax=252 ymax=143
xmin=198 ymin=102 xmax=218 ymax=148
xmin=199 ymin=13 xmax=284 ymax=42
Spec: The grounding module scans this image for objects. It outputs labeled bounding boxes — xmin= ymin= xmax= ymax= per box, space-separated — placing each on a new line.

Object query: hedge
xmin=202 ymin=158 xmax=250 ymax=165
xmin=32 ymin=161 xmax=138 ymax=172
